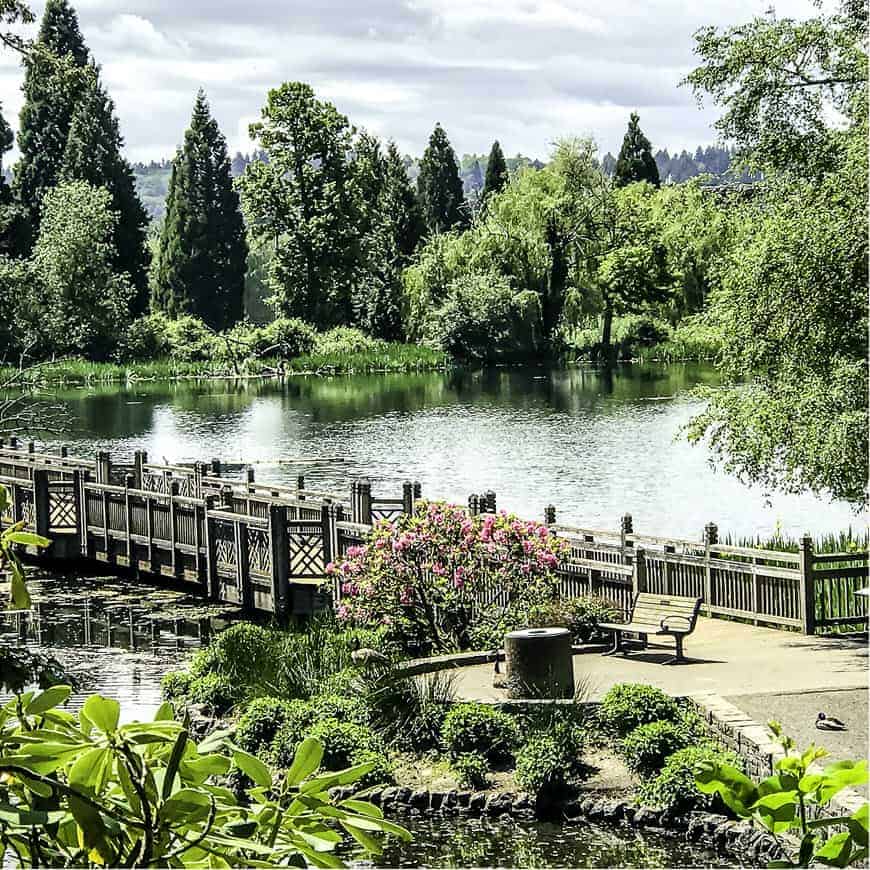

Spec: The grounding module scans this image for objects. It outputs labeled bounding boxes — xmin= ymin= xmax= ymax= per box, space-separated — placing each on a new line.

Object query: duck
xmin=816 ymin=712 xmax=848 ymax=731
xmin=350 ymin=637 xmax=389 ymax=667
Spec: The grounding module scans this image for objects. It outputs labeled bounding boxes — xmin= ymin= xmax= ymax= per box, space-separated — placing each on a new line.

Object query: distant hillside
xmin=132 ymin=144 xmax=753 ymax=220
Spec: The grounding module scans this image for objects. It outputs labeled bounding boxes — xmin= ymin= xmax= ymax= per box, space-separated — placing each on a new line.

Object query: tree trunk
xmin=601 ymin=301 xmax=614 ymax=354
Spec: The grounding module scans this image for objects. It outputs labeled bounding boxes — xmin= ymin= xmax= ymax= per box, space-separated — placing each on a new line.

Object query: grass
xmin=0 ymin=344 xmax=449 ymax=386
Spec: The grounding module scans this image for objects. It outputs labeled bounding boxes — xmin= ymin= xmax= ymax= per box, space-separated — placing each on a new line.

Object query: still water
xmin=40 ymin=363 xmax=857 ymax=539
xmin=362 ymin=814 xmax=734 ymax=868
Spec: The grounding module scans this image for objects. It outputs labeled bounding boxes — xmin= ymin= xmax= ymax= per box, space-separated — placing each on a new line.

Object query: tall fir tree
xmin=0 ymin=101 xmax=18 ymax=255
xmin=482 ymin=140 xmax=509 ymax=200
xmin=153 ymin=90 xmax=247 ymax=330
xmin=613 ymin=112 xmax=661 ymax=188
xmin=12 ymin=0 xmax=89 ymax=252
xmin=60 ymin=72 xmax=150 ymax=311
xmin=384 ymin=141 xmax=424 ymax=259
xmin=416 ymin=123 xmax=465 ymax=234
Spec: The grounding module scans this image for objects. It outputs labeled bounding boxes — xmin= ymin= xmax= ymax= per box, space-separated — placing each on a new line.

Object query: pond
xmin=357 ymin=813 xmax=734 ymax=868
xmin=34 ymin=363 xmax=857 ymax=539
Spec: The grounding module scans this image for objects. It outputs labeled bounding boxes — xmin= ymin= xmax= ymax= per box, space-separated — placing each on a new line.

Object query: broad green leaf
xmin=848 ymin=803 xmax=869 ymax=847
xmin=82 ymin=695 xmax=120 ymax=734
xmin=180 ymin=754 xmax=231 ymax=783
xmin=814 ymin=831 xmax=852 ymax=867
xmin=159 ymin=788 xmax=212 ymax=824
xmin=300 ymin=761 xmax=376 ymax=795
xmin=340 ymin=799 xmax=383 ymax=819
xmin=695 ymin=760 xmax=759 ymax=816
xmin=26 ymin=685 xmax=71 ymax=716
xmin=0 ymin=802 xmax=65 ymax=826
xmin=342 ymin=822 xmax=382 ymax=855
xmin=154 ymin=701 xmax=175 ymax=721
xmin=5 ymin=531 xmax=50 ymax=548
xmin=69 ymin=747 xmax=112 ymax=794
xmin=285 ymin=738 xmax=323 ymax=786
xmin=9 ymin=562 xmax=30 ymax=610
xmin=163 ymin=730 xmax=190 ymax=799
xmin=817 ymin=761 xmax=868 ymax=805
xmin=232 ymin=749 xmax=272 ymax=788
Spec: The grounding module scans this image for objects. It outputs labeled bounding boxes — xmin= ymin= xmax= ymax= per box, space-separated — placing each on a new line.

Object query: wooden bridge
xmin=0 ymin=438 xmax=866 ymax=634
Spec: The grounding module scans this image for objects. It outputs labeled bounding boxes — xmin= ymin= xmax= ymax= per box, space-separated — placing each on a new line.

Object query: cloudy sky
xmin=0 ymin=0 xmax=818 ymax=163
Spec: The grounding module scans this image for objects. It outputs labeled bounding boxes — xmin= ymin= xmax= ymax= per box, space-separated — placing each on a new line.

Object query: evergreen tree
xmin=12 ymin=0 xmax=89 ymax=251
xmin=417 ymin=123 xmax=465 ymax=234
xmin=384 ymin=141 xmax=424 ymax=259
xmin=0 ymin=102 xmax=19 ymax=255
xmin=465 ymin=158 xmax=483 ymax=194
xmin=482 ymin=140 xmax=509 ymax=200
xmin=613 ymin=112 xmax=661 ymax=188
xmin=153 ymin=90 xmax=247 ymax=330
xmin=61 ymin=72 xmax=150 ymax=311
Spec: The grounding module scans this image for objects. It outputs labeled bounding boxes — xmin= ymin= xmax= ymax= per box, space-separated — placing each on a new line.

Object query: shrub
xmin=308 ymin=718 xmax=382 ymax=771
xmin=313 ymin=327 xmax=384 ymax=357
xmin=526 ymin=595 xmax=618 ymax=643
xmin=261 ymin=317 xmax=317 ymax=359
xmin=116 ymin=313 xmax=172 ymax=360
xmin=165 ymin=314 xmax=218 ymax=361
xmin=515 ymin=736 xmax=569 ymax=798
xmin=268 ymin=703 xmax=318 ymax=768
xmin=187 ymin=673 xmax=244 ymax=715
xmin=198 ymin=623 xmax=280 ymax=692
xmin=441 ymin=703 xmax=520 ymax=762
xmin=638 ymin=745 xmax=742 ymax=812
xmin=235 ymin=697 xmax=304 ymax=756
xmin=620 ymin=720 xmax=692 ymax=775
xmin=161 ymin=670 xmax=192 ymax=704
xmin=309 ymin=694 xmax=370 ymax=726
xmin=451 ymin=753 xmax=489 ymax=790
xmin=331 ymin=501 xmax=566 ymax=653
xmin=352 ymin=748 xmax=395 ymax=789
xmin=598 ymin=684 xmax=680 ymax=736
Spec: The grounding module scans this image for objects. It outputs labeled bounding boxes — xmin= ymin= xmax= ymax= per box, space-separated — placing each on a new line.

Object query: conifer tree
xmin=614 ymin=112 xmax=661 ymax=188
xmin=153 ymin=90 xmax=247 ymax=330
xmin=0 ymin=102 xmax=19 ymax=255
xmin=482 ymin=140 xmax=509 ymax=200
xmin=384 ymin=141 xmax=424 ymax=259
xmin=12 ymin=0 xmax=89 ymax=251
xmin=417 ymin=123 xmax=465 ymax=234
xmin=61 ymin=73 xmax=150 ymax=311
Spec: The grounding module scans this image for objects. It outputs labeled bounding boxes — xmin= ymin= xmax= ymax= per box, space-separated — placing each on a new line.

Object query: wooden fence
xmin=0 ymin=437 xmax=866 ymax=633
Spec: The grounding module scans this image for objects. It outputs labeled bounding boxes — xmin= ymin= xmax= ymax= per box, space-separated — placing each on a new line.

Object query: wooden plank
xmin=813 ymin=552 xmax=869 ymax=564
xmin=813 ymin=567 xmax=869 ymax=580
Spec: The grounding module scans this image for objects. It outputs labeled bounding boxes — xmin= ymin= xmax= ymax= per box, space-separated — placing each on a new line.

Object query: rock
xmin=702 ymin=814 xmax=730 ymax=836
xmin=456 ymin=791 xmax=471 ymax=808
xmin=714 ymin=821 xmax=737 ymax=848
xmin=409 ymin=790 xmax=429 ymax=810
xmin=469 ymin=792 xmax=487 ymax=812
xmin=601 ymin=800 xmax=625 ymax=822
xmin=633 ymin=807 xmax=661 ymax=827
xmin=367 ymin=788 xmax=383 ymax=806
xmin=394 ymin=787 xmax=411 ymax=805
xmin=686 ymin=812 xmax=707 ymax=842
xmin=579 ymin=797 xmax=597 ymax=815
xmin=621 ymin=805 xmax=636 ymax=823
xmin=659 ymin=807 xmax=688 ymax=830
xmin=429 ymin=791 xmax=444 ymax=811
xmin=513 ymin=793 xmax=532 ymax=812
xmin=486 ymin=793 xmax=513 ymax=815
xmin=563 ymin=800 xmax=582 ymax=820
xmin=443 ymin=790 xmax=458 ymax=808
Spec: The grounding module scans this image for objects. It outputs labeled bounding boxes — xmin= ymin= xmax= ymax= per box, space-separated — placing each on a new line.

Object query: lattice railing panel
xmin=247 ymin=527 xmax=271 ymax=576
xmin=288 ymin=528 xmax=325 ymax=577
xmin=214 ymin=521 xmax=237 ymax=569
xmin=49 ymin=489 xmax=77 ymax=529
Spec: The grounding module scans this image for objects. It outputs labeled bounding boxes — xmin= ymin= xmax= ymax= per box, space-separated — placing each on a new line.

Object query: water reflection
xmin=24 ymin=363 xmax=861 ymax=539
xmin=0 ymin=571 xmax=240 ymax=720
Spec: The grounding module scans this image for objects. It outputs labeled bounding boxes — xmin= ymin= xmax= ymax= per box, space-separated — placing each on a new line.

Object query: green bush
xmin=161 ymin=670 xmax=192 ymax=704
xmin=116 ymin=313 xmax=172 ymax=360
xmin=515 ymin=736 xmax=569 ymax=798
xmin=313 ymin=326 xmax=385 ymax=357
xmin=526 ymin=595 xmax=618 ymax=643
xmin=598 ymin=684 xmax=680 ymax=736
xmin=261 ymin=317 xmax=317 ymax=358
xmin=268 ymin=703 xmax=318 ymax=768
xmin=187 ymin=673 xmax=244 ymax=715
xmin=197 ymin=623 xmax=280 ymax=692
xmin=352 ymin=748 xmax=395 ymax=789
xmin=308 ymin=718 xmax=386 ymax=773
xmin=235 ymin=697 xmax=305 ymax=756
xmin=165 ymin=314 xmax=217 ymax=361
xmin=451 ymin=753 xmax=489 ymax=790
xmin=638 ymin=745 xmax=742 ymax=812
xmin=441 ymin=703 xmax=520 ymax=762
xmin=620 ymin=720 xmax=692 ymax=775
xmin=309 ymin=694 xmax=370 ymax=726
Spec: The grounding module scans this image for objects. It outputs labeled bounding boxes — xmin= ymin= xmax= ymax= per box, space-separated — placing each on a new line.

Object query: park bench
xmin=599 ymin=592 xmax=702 ymax=664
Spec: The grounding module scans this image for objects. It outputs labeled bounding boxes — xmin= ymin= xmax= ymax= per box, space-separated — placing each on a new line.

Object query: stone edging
xmin=326 ymin=784 xmax=784 ymax=865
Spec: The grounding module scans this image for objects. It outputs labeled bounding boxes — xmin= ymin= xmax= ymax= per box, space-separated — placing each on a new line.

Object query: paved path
xmin=453 ymin=618 xmax=868 ymax=702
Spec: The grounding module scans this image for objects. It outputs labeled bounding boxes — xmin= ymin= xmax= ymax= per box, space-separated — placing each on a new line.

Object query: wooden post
xmin=413 ymin=481 xmax=422 ymax=504
xmin=358 ymin=480 xmax=372 ymax=525
xmin=95 ymin=451 xmax=111 ymax=485
xmin=703 ymin=522 xmax=718 ymax=616
xmin=269 ymin=503 xmax=290 ymax=617
xmin=321 ymin=501 xmax=334 ymax=568
xmin=485 ymin=490 xmax=496 ymax=513
xmin=72 ymin=469 xmax=84 ymax=556
xmin=297 ymin=475 xmax=305 ymax=500
xmin=236 ymin=517 xmax=251 ymax=610
xmin=468 ymin=494 xmax=479 ymax=516
xmin=220 ymin=484 xmax=234 ymax=512
xmin=169 ymin=480 xmax=179 ymax=576
xmin=402 ymin=481 xmax=414 ymax=515
xmin=204 ymin=494 xmax=219 ymax=599
xmin=350 ymin=481 xmax=359 ymax=521
xmin=544 ymin=505 xmax=556 ymax=526
xmin=193 ymin=462 xmax=205 ymax=499
xmin=33 ymin=468 xmax=50 ymax=538
xmin=245 ymin=466 xmax=255 ymax=492
xmin=664 ymin=543 xmax=675 ymax=595
xmin=621 ymin=513 xmax=633 ymax=559
xmin=124 ymin=473 xmax=134 ymax=565
xmin=210 ymin=458 xmax=221 ymax=477
xmin=799 ymin=534 xmax=816 ymax=635
xmin=133 ymin=450 xmax=147 ymax=489
xmin=633 ymin=547 xmax=647 ymax=596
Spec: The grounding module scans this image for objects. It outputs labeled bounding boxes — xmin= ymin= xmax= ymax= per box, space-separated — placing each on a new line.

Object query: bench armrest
xmin=660 ymin=614 xmax=692 ymax=633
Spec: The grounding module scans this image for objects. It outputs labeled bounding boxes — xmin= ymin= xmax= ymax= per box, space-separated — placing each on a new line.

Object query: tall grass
xmin=721 ymin=528 xmax=868 ymax=554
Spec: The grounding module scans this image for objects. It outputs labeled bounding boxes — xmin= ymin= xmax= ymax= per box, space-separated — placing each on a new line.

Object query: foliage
xmin=0 ymin=485 xmax=49 ymax=613
xmin=440 ymin=703 xmax=520 ymax=763
xmin=695 ymin=722 xmax=868 ymax=868
xmin=614 ymin=112 xmax=660 ymax=188
xmin=0 ymin=689 xmax=410 ymax=866
xmin=195 ymin=622 xmax=278 ymax=689
xmin=515 ymin=735 xmax=570 ymax=799
xmin=314 ymin=326 xmax=385 ymax=357
xmin=14 ymin=181 xmax=132 ymax=359
xmin=308 ymin=718 xmax=386 ymax=772
xmin=598 ymin=684 xmax=680 ymax=736
xmin=262 ymin=701 xmax=317 ymax=767
xmin=153 ymin=89 xmax=247 ymax=331
xmin=60 ymin=71 xmax=149 ymax=309
xmin=235 ymin=696 xmax=301 ymax=756
xmin=620 ymin=720 xmax=692 ymax=776
xmin=308 ymin=693 xmax=370 ymax=727
xmin=639 ymin=744 xmax=742 ymax=812
xmin=160 ymin=671 xmax=193 ymax=706
xmin=114 ymin=312 xmax=173 ymax=361
xmin=261 ymin=316 xmax=318 ymax=358
xmin=186 ymin=672 xmax=244 ymax=716
xmin=482 ymin=140 xmax=508 ymax=201
xmin=416 ymin=123 xmax=466 ymax=234
xmin=331 ymin=500 xmax=566 ymax=653
xmin=527 ymin=595 xmax=618 ymax=643
xmin=451 ymin=752 xmax=489 ymax=790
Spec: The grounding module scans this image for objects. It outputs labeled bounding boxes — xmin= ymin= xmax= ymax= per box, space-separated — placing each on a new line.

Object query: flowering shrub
xmin=328 ymin=500 xmax=568 ymax=652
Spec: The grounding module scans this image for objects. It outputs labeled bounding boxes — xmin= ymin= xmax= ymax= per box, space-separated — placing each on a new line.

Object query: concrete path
xmin=453 ymin=618 xmax=868 ymax=702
